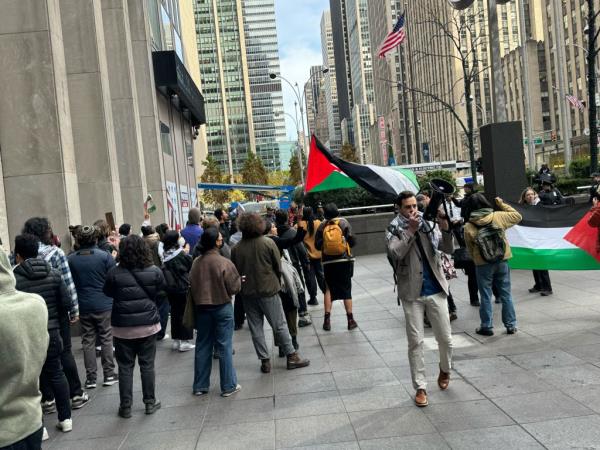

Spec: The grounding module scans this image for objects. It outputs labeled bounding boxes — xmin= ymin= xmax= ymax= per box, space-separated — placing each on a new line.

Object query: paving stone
xmin=340 ymin=385 xmax=413 ymax=412
xmin=333 ymin=367 xmax=399 ymax=390
xmin=492 ymin=390 xmax=594 ymax=423
xmin=507 ymin=349 xmax=585 ymax=370
xmin=274 ymin=390 xmax=345 ymax=419
xmin=411 ymin=379 xmax=485 ymax=405
xmin=534 ymin=363 xmax=600 ymax=388
xmin=358 ymin=434 xmax=450 ymax=450
xmin=348 ymin=407 xmax=435 ymax=440
xmin=357 ymin=318 xmax=402 ymax=331
xmin=279 ymin=442 xmax=360 ymax=450
xmin=362 ymin=327 xmax=408 ymax=341
xmin=46 ymin=435 xmax=127 ymax=450
xmin=422 ymin=399 xmax=515 ymax=432
xmin=563 ymin=384 xmax=600 ymax=414
xmin=120 ymin=428 xmax=200 ymax=449
xmin=197 ymin=420 xmax=275 ymax=450
xmin=317 ymin=331 xmax=367 ymax=346
xmin=453 ymin=356 xmax=524 ymax=378
xmin=441 ymin=425 xmax=544 ymax=449
xmin=563 ymin=343 xmax=600 ymax=363
xmin=327 ymin=353 xmax=387 ymax=371
xmin=274 ymin=372 xmax=336 ymax=396
xmin=523 ymin=415 xmax=600 ymax=449
xmin=275 ymin=413 xmax=355 ymax=448
xmin=204 ymin=396 xmax=274 ymax=426
xmin=465 ymin=369 xmax=553 ymax=399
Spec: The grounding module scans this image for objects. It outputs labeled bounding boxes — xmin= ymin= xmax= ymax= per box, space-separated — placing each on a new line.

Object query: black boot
xmin=292 ymin=336 xmax=299 ymax=350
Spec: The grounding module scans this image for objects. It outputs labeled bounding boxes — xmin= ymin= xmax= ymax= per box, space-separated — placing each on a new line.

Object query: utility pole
xmin=488 ymin=0 xmax=508 ymax=122
xmin=587 ymin=0 xmax=599 ymax=173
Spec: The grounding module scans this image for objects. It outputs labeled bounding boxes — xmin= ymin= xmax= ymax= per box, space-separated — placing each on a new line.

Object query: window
xmin=160 ymin=122 xmax=172 ymax=155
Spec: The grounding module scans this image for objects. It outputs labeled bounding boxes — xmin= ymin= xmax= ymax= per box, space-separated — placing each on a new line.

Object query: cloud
xmin=275 ymin=0 xmax=329 ymax=139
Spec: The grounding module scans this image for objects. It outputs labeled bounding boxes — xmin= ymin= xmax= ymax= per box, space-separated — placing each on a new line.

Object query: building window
xmin=160 ymin=122 xmax=172 ymax=155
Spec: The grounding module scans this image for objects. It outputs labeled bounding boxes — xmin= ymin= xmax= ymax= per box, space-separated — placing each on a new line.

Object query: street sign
xmin=523 ymin=137 xmax=543 ymax=145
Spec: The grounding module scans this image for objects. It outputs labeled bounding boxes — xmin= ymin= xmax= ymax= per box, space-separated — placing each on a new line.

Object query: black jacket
xmin=277 ymin=224 xmax=310 ymax=267
xmin=103 ymin=265 xmax=166 ymax=327
xmin=538 ymin=188 xmax=564 ymax=206
xmin=14 ymin=258 xmax=70 ymax=330
xmin=162 ymin=251 xmax=193 ymax=295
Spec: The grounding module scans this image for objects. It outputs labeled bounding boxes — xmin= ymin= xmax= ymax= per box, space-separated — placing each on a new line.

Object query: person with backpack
xmin=161 ymin=230 xmax=194 ymax=352
xmin=314 ymin=203 xmax=357 ymax=331
xmin=464 ymin=194 xmax=522 ymax=337
xmin=297 ymin=206 xmax=325 ymax=306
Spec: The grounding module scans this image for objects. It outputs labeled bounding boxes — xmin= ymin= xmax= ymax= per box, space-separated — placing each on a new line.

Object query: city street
xmin=43 ymin=253 xmax=600 ymax=450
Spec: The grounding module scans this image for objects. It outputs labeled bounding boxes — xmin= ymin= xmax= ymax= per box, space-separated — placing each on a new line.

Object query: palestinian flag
xmin=506 ymin=203 xmax=600 ymax=270
xmin=305 ymin=135 xmax=419 ymax=201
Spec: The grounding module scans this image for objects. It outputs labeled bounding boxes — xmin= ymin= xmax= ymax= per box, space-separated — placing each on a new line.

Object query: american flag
xmin=566 ymin=94 xmax=585 ymax=111
xmin=378 ymin=13 xmax=406 ymax=59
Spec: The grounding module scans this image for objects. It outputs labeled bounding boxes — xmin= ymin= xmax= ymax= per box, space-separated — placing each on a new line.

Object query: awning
xmin=152 ymin=51 xmax=205 ymax=127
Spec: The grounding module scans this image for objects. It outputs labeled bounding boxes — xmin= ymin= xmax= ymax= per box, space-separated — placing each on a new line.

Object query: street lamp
xmin=584 ymin=0 xmax=600 ymax=172
xmin=269 ymin=68 xmax=329 ymax=186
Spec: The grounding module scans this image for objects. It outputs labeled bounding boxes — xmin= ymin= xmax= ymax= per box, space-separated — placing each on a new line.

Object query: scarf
xmin=386 ymin=211 xmax=439 ymax=250
xmin=162 ymin=246 xmax=183 ymax=263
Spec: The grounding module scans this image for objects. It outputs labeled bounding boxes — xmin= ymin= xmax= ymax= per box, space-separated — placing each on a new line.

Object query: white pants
xmin=401 ymin=292 xmax=453 ymax=390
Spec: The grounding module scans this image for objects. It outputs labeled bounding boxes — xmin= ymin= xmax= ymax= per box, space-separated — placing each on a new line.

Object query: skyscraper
xmin=330 ymin=0 xmax=353 ymax=124
xmin=242 ymin=0 xmax=286 ymax=172
xmin=321 ymin=10 xmax=343 ymax=151
xmin=305 ymin=65 xmax=325 ymax=136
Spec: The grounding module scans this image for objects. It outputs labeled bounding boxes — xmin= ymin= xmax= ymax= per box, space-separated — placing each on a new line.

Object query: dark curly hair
xmin=237 ymin=213 xmax=265 ymax=239
xmin=155 ymin=223 xmax=169 ymax=239
xmin=14 ymin=234 xmax=40 ymax=259
xmin=22 ymin=217 xmax=53 ymax=245
xmin=93 ymin=220 xmax=111 ymax=239
xmin=162 ymin=230 xmax=180 ymax=252
xmin=118 ymin=235 xmax=153 ymax=269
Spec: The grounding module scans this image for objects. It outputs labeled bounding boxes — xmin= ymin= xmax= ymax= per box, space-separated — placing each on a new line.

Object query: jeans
xmin=475 ymin=261 xmax=517 ymax=329
xmin=168 ymin=293 xmax=193 ymax=340
xmin=193 ymin=303 xmax=237 ymax=394
xmin=41 ymin=329 xmax=71 ymax=421
xmin=532 ymin=270 xmax=552 ymax=292
xmin=0 ymin=428 xmax=43 ymax=450
xmin=156 ymin=295 xmax=170 ymax=340
xmin=243 ymin=295 xmax=294 ymax=359
xmin=80 ymin=310 xmax=115 ymax=381
xmin=40 ymin=316 xmax=83 ymax=401
xmin=114 ymin=335 xmax=157 ymax=407
xmin=402 ymin=292 xmax=453 ymax=390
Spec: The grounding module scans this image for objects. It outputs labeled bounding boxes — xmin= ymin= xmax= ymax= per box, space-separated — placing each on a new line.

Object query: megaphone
xmin=423 ymin=179 xmax=455 ymax=222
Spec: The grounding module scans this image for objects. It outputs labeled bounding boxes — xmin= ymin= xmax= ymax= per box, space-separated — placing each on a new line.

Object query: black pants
xmin=0 ymin=428 xmax=43 ymax=450
xmin=40 ymin=329 xmax=71 ymax=421
xmin=41 ymin=317 xmax=83 ymax=401
xmin=156 ymin=295 xmax=170 ymax=340
xmin=532 ymin=270 xmax=552 ymax=292
xmin=447 ymin=291 xmax=457 ymax=313
xmin=464 ymin=263 xmax=480 ymax=303
xmin=309 ymin=258 xmax=326 ymax=294
xmin=114 ymin=335 xmax=157 ymax=407
xmin=169 ymin=293 xmax=193 ymax=340
xmin=234 ymin=294 xmax=245 ymax=327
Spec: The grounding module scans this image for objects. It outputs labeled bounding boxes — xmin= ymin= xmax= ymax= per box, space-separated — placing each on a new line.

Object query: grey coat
xmin=387 ymin=226 xmax=454 ymax=302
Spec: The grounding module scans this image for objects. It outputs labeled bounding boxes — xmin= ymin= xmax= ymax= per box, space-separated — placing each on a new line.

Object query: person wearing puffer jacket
xmin=103 ymin=235 xmax=166 ymax=419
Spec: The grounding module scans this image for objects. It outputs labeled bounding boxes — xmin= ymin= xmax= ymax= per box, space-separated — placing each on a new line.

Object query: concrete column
xmin=126 ymin=0 xmax=167 ymax=224
xmin=101 ymin=0 xmax=147 ymax=225
xmin=0 ymin=0 xmax=81 ymax=247
xmin=60 ymin=0 xmax=123 ymax=225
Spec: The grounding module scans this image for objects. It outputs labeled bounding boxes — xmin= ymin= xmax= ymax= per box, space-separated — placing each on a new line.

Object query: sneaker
xmin=286 ymin=352 xmax=310 ymax=370
xmin=118 ymin=406 xmax=132 ymax=418
xmin=347 ymin=318 xmax=358 ymax=330
xmin=506 ymin=327 xmax=518 ymax=335
xmin=221 ymin=384 xmax=242 ymax=397
xmin=260 ymin=359 xmax=271 ymax=374
xmin=540 ymin=290 xmax=553 ymax=296
xmin=71 ymin=392 xmax=89 ymax=409
xmin=528 ymin=286 xmax=540 ymax=293
xmin=415 ymin=389 xmax=428 ymax=407
xmin=193 ymin=390 xmax=208 ymax=396
xmin=42 ymin=399 xmax=56 ymax=415
xmin=56 ymin=418 xmax=73 ymax=433
xmin=475 ymin=327 xmax=494 ymax=336
xmin=308 ymin=297 xmax=319 ymax=306
xmin=494 ymin=298 xmax=501 ymax=304
xmin=103 ymin=375 xmax=118 ymax=386
xmin=42 ymin=427 xmax=49 ymax=441
xmin=85 ymin=378 xmax=96 ymax=389
xmin=145 ymin=400 xmax=161 ymax=415
xmin=171 ymin=340 xmax=180 ymax=351
xmin=470 ymin=300 xmax=480 ymax=307
xmin=179 ymin=341 xmax=195 ymax=352
xmin=298 ymin=316 xmax=312 ymax=327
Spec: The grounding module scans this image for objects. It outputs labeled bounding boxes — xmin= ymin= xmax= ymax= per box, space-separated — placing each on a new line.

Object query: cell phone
xmin=105 ymin=212 xmax=116 ymax=231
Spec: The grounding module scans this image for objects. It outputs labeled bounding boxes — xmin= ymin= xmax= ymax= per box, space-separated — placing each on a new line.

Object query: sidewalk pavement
xmin=44 ymin=254 xmax=600 ymax=449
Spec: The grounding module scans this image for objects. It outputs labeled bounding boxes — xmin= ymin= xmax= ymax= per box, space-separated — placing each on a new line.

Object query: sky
xmin=275 ymin=0 xmax=330 ymax=140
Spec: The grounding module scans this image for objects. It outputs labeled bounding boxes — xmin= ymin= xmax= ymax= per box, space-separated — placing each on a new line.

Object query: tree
xmin=268 ymin=170 xmax=290 ymax=186
xmin=340 ymin=143 xmax=359 ymax=163
xmin=200 ymin=155 xmax=229 ymax=206
xmin=240 ymin=152 xmax=269 ymax=185
xmin=287 ymin=146 xmax=306 ymax=186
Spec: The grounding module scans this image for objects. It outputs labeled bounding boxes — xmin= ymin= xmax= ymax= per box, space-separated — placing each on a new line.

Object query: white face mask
xmin=178 ymin=237 xmax=186 ymax=248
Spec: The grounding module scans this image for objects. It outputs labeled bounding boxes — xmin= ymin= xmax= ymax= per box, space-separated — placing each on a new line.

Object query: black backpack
xmin=474 ymin=222 xmax=505 ymax=264
xmin=161 ymin=264 xmax=190 ymax=295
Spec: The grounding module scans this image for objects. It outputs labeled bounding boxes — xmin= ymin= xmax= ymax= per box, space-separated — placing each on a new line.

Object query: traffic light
xmin=551 ymin=131 xmax=557 ymax=142
xmin=476 ymin=157 xmax=483 ymax=173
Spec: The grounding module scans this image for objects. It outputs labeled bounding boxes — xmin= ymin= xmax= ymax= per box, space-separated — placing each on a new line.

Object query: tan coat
xmin=189 ymin=249 xmax=241 ymax=306
xmin=387 ymin=225 xmax=454 ymax=302
xmin=464 ymin=200 xmax=522 ymax=266
xmin=298 ymin=219 xmax=322 ymax=260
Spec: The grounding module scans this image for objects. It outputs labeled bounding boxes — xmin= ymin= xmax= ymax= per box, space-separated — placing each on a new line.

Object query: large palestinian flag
xmin=507 ymin=202 xmax=600 ymax=270
xmin=305 ymin=135 xmax=419 ymax=201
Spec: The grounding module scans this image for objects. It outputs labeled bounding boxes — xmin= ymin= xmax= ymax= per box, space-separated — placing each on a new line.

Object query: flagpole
xmin=404 ymin=2 xmax=420 ymax=164
xmin=396 ymin=27 xmax=412 ymax=164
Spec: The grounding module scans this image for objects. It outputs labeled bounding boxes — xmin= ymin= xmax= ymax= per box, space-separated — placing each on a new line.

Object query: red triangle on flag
xmin=564 ymin=211 xmax=600 ymax=262
xmin=305 ymin=135 xmax=344 ymax=192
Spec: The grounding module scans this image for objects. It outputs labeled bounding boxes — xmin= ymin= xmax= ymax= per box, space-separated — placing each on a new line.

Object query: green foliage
xmin=340 ymin=143 xmax=359 ymax=163
xmin=200 ymin=155 xmax=229 ymax=206
xmin=417 ymin=170 xmax=457 ymax=192
xmin=268 ymin=170 xmax=290 ymax=186
xmin=241 ymin=152 xmax=269 ymax=185
xmin=569 ymin=158 xmax=591 ymax=178
xmin=287 ymin=148 xmax=306 ymax=186
xmin=555 ymin=177 xmax=590 ymax=196
xmin=302 ymin=186 xmax=381 ymax=209
xmin=525 ymin=168 xmax=537 ymax=187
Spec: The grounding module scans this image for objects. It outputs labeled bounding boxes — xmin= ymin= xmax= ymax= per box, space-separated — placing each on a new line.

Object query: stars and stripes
xmin=378 ymin=13 xmax=406 ymax=59
xmin=566 ymin=94 xmax=585 ymax=111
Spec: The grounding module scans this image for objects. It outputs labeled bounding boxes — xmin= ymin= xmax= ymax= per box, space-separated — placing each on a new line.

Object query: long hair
xmin=93 ymin=220 xmax=111 ymax=239
xmin=469 ymin=193 xmax=493 ymax=211
xmin=161 ymin=230 xmax=180 ymax=252
xmin=303 ymin=206 xmax=315 ymax=236
xmin=118 ymin=235 xmax=153 ymax=269
xmin=519 ymin=187 xmax=536 ymax=205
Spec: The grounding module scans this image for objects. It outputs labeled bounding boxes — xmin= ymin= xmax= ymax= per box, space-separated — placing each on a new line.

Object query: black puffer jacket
xmin=103 ymin=265 xmax=166 ymax=328
xmin=14 ymin=258 xmax=70 ymax=330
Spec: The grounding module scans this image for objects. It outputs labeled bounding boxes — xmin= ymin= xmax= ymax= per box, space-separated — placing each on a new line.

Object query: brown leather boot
xmin=438 ymin=368 xmax=450 ymax=390
xmin=260 ymin=359 xmax=271 ymax=373
xmin=415 ymin=389 xmax=428 ymax=407
xmin=286 ymin=352 xmax=310 ymax=370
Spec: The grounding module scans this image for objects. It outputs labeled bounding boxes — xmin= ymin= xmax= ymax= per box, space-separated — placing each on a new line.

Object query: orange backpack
xmin=322 ymin=219 xmax=350 ymax=257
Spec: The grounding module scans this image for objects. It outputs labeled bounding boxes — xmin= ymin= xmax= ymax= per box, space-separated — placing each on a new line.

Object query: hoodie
xmin=38 ymin=242 xmax=79 ymax=318
xmin=0 ymin=250 xmax=49 ymax=447
xmin=464 ymin=199 xmax=522 ymax=266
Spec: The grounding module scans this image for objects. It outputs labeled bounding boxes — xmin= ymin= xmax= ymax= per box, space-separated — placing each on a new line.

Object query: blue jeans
xmin=193 ymin=303 xmax=237 ymax=394
xmin=475 ymin=261 xmax=517 ymax=329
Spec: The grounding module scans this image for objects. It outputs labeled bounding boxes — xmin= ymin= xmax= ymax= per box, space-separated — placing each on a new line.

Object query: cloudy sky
xmin=275 ymin=0 xmax=329 ymax=139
